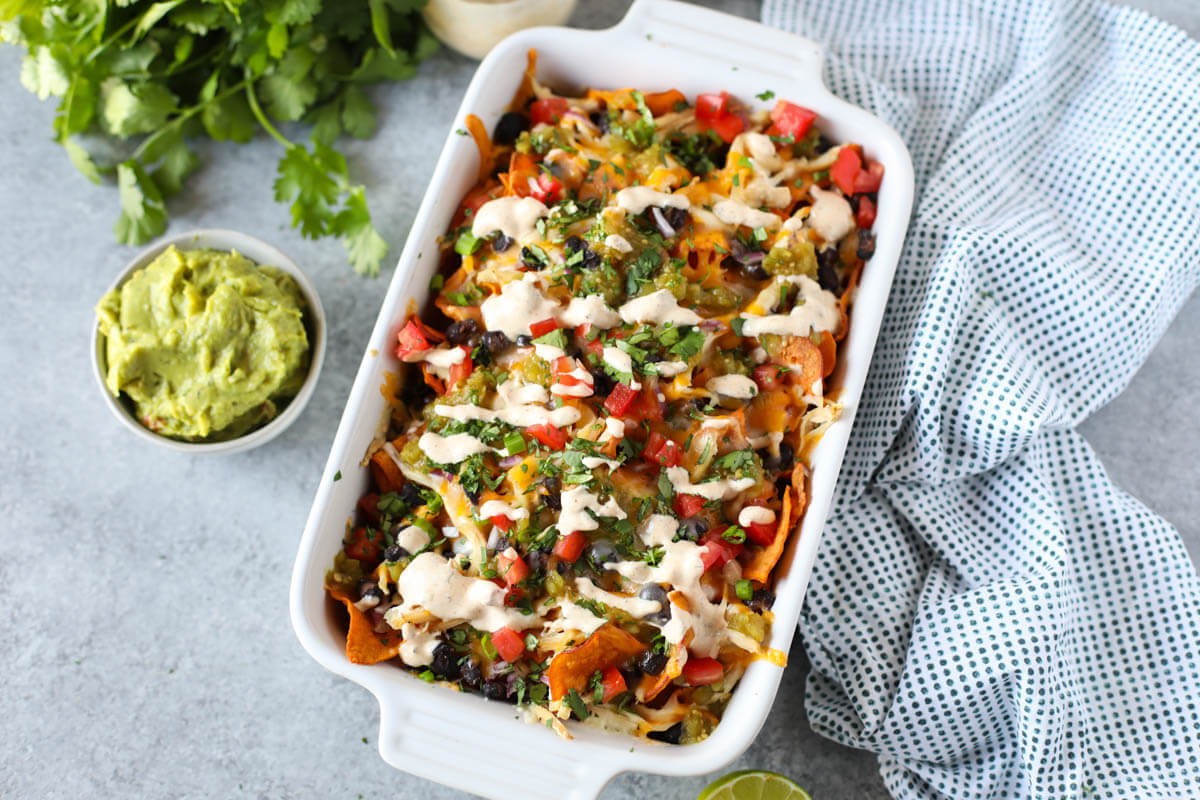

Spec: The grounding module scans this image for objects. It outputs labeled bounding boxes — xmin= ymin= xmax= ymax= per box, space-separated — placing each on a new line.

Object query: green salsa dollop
xmin=96 ymin=245 xmax=311 ymax=441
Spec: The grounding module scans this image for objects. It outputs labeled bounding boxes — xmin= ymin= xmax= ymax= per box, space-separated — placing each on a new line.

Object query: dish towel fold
xmin=760 ymin=1 xmax=1200 ymax=797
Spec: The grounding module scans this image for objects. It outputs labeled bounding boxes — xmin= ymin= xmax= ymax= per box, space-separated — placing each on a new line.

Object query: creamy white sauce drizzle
xmin=559 ymin=486 xmax=626 ymax=534
xmin=713 ymin=198 xmax=782 ymax=230
xmin=471 ymin=196 xmax=549 ymax=242
xmin=738 ymin=506 xmax=777 ymax=527
xmin=598 ymin=416 xmax=627 ymax=443
xmin=666 ymin=466 xmax=756 ymax=501
xmin=737 ymin=275 xmax=840 ymax=337
xmin=479 ymin=500 xmax=528 ymax=521
xmin=602 ymin=345 xmax=641 ymax=389
xmin=434 ymin=401 xmax=581 ymax=429
xmin=549 ymin=600 xmax=608 ymax=636
xmin=480 ymin=274 xmax=559 ymax=339
xmin=706 ymin=374 xmax=758 ymax=399
xmin=581 ymin=456 xmax=621 ymax=471
xmin=618 ymin=289 xmax=702 ymax=326
xmin=558 ymin=295 xmax=621 ymax=329
xmin=806 ymin=185 xmax=855 ymax=243
xmin=386 ymin=552 xmax=539 ymax=633
xmin=603 ymin=234 xmax=633 ymax=253
xmin=395 ymin=524 xmax=431 ymax=554
xmin=639 ymin=514 xmax=679 ymax=548
xmin=418 ymin=431 xmax=493 ymax=463
xmin=615 ymin=186 xmax=690 ymax=215
xmin=416 ymin=347 xmax=466 ymax=368
xmin=651 ymin=360 xmax=689 ymax=378
xmin=574 ymin=576 xmax=660 ymax=618
xmin=398 ymin=622 xmax=440 ymax=667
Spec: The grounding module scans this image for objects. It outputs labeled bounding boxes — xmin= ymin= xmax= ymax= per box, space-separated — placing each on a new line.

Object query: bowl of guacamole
xmin=92 ymin=229 xmax=327 ymax=453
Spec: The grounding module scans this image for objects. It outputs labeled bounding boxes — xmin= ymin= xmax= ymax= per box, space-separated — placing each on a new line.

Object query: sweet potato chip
xmin=777 ymin=335 xmax=823 ymax=392
xmin=369 ymin=441 xmax=405 ymax=494
xmin=328 ymin=585 xmax=403 ymax=665
xmin=637 ymin=631 xmax=693 ymax=703
xmin=547 ymin=623 xmax=645 ymax=701
xmin=816 ymin=330 xmax=837 ymax=379
xmin=741 ymin=485 xmax=795 ymax=584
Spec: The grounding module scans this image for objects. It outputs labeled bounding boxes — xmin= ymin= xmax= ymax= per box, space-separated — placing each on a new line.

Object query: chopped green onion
xmin=736 ymin=579 xmax=753 ymax=601
xmin=504 ymin=431 xmax=527 ymax=455
xmin=454 ymin=229 xmax=483 ymax=256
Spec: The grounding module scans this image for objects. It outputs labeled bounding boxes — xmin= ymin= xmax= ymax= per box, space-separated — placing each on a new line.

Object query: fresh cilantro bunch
xmin=2 ymin=0 xmax=438 ymax=275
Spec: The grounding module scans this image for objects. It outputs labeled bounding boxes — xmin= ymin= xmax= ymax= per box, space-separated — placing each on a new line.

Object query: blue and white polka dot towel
xmin=760 ymin=1 xmax=1200 ymax=797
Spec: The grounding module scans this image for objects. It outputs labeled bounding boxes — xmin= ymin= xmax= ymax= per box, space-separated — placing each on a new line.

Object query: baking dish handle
xmin=616 ymin=0 xmax=826 ymax=86
xmin=376 ymin=694 xmax=621 ymax=800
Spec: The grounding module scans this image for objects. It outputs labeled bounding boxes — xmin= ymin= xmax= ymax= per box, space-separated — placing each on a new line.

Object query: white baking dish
xmin=289 ymin=1 xmax=914 ymax=797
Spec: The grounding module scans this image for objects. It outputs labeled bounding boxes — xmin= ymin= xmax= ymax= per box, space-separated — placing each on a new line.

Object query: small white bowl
xmin=92 ymin=229 xmax=327 ymax=455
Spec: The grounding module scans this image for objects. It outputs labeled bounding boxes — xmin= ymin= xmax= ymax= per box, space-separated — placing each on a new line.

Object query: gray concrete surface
xmin=0 ymin=1 xmax=1195 ymax=799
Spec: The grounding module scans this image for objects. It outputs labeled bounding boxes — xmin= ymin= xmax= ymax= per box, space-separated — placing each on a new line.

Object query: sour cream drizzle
xmin=618 ymin=289 xmax=702 ymax=326
xmin=387 ymin=552 xmax=540 ymax=634
xmin=615 ymin=186 xmax=690 ymax=215
xmin=471 ymin=196 xmax=549 ymax=242
xmin=418 ymin=431 xmax=493 ymax=463
xmin=559 ymin=486 xmax=627 ymax=534
xmin=713 ymin=198 xmax=782 ymax=230
xmin=737 ymin=275 xmax=840 ymax=337
xmin=706 ymin=374 xmax=758 ymax=399
xmin=665 ymin=466 xmax=756 ymax=501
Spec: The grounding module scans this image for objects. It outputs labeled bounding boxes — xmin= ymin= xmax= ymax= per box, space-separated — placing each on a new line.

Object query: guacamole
xmin=96 ymin=246 xmax=311 ymax=441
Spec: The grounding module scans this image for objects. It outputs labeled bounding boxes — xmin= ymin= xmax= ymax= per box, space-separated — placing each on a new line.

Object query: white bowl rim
xmin=90 ymin=228 xmax=328 ymax=455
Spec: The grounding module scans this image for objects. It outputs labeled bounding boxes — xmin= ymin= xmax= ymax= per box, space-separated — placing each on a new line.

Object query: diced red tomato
xmin=673 ymin=493 xmax=706 ymax=519
xmin=530 ymin=172 xmax=563 ymax=205
xmin=490 ymin=514 xmax=513 ymax=533
xmin=344 ymin=526 xmax=384 ymax=567
xmin=357 ymin=493 xmax=381 ymax=525
xmin=395 ymin=319 xmax=431 ymax=361
xmin=699 ymin=529 xmax=743 ymax=572
xmin=527 ymin=423 xmax=568 ymax=451
xmin=753 ymin=364 xmax=787 ymax=392
xmin=604 ymin=382 xmax=638 ymax=416
xmin=448 ymin=346 xmax=473 ymax=386
xmin=601 ymin=666 xmax=627 ymax=703
xmin=682 ymin=657 xmax=724 ymax=687
xmin=460 ymin=183 xmax=503 ymax=218
xmin=855 ymin=195 xmax=877 ymax=229
xmin=854 ymin=159 xmax=885 ymax=194
xmin=769 ymin=100 xmax=818 ymax=140
xmin=830 ymin=146 xmax=863 ymax=196
xmin=491 ymin=626 xmax=526 ymax=663
xmin=633 ymin=386 xmax=664 ymax=422
xmin=695 ymin=92 xmax=730 ymax=120
xmin=553 ymin=530 xmax=588 ymax=562
xmin=642 ymin=432 xmax=682 ymax=468
xmin=741 ymin=505 xmax=777 ymax=547
xmin=502 ymin=584 xmax=524 ymax=607
xmin=530 ymin=97 xmax=569 ymax=126
xmin=575 ymin=325 xmax=605 ymax=357
xmin=704 ymin=112 xmax=745 ymax=143
xmin=529 ymin=318 xmax=560 ymax=338
xmin=497 ymin=550 xmax=529 ymax=586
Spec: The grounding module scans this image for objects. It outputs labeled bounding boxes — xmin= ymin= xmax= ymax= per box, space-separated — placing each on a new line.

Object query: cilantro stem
xmin=244 ymin=80 xmax=292 ymax=149
xmin=130 ymin=76 xmax=254 ymax=164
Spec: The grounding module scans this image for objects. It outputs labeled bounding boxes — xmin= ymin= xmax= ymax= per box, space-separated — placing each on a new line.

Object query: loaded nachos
xmin=326 ymin=52 xmax=882 ymax=745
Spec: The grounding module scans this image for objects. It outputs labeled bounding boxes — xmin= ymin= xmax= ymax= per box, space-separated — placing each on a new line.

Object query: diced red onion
xmin=498 ymin=454 xmax=524 ymax=468
xmin=699 ymin=320 xmax=724 ymax=331
xmin=650 ymin=206 xmax=676 ymax=238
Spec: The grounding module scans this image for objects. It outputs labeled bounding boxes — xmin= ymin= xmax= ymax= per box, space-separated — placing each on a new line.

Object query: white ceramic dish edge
xmin=289 ymin=2 xmax=914 ymax=798
xmin=91 ymin=229 xmax=327 ymax=455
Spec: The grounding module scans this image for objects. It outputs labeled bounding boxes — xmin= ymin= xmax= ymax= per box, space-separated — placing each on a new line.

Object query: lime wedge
xmin=697 ymin=770 xmax=813 ymax=800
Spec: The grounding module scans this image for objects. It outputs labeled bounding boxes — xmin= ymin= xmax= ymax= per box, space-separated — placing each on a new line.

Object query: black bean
xmin=542 ymin=478 xmax=562 ymax=511
xmin=481 ymin=330 xmax=511 ymax=353
xmin=580 ymin=248 xmax=602 ymax=269
xmin=588 ymin=540 xmax=618 ymax=569
xmin=398 ymin=482 xmax=424 ymax=507
xmin=817 ymin=250 xmax=841 ymax=295
xmin=647 ymin=722 xmax=682 ymax=744
xmin=637 ymin=649 xmax=669 ymax=676
xmin=492 ymin=111 xmax=529 ymax=145
xmin=815 ymin=133 xmax=837 ymax=154
xmin=521 ymin=246 xmax=547 ymax=270
xmin=663 ymin=206 xmax=689 ymax=230
xmin=383 ymin=544 xmax=410 ymax=563
xmin=431 ymin=642 xmax=460 ymax=680
xmin=748 ymin=588 xmax=776 ymax=614
xmin=638 ymin=583 xmax=671 ymax=625
xmin=676 ymin=516 xmax=708 ymax=542
xmin=564 ymin=235 xmax=585 ymax=253
xmin=358 ymin=583 xmax=384 ymax=602
xmin=590 ymin=369 xmax=615 ymax=397
xmin=492 ymin=233 xmax=514 ymax=253
xmin=856 ymin=231 xmax=876 ymax=261
xmin=526 ymin=549 xmax=549 ymax=572
xmin=588 ymin=110 xmax=610 ymax=133
xmin=758 ymin=442 xmax=795 ymax=474
xmin=725 ymin=254 xmax=768 ymax=282
xmin=445 ymin=318 xmax=480 ymax=345
xmin=400 ymin=376 xmax=435 ymax=410
xmin=555 ymin=559 xmax=572 ymax=576
xmin=516 ymin=334 xmax=532 ymax=347
xmin=481 ymin=678 xmax=510 ymax=702
xmin=459 ymin=658 xmax=482 ymax=689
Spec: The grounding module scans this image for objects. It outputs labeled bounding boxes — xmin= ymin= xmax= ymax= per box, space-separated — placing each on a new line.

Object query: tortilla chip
xmin=328 ymin=585 xmax=403 ymax=665
xmin=547 ymin=623 xmax=645 ymax=701
xmin=636 ymin=630 xmax=693 ymax=703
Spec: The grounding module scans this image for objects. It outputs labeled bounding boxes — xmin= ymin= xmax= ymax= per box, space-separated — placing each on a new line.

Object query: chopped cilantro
xmin=565 ymin=688 xmax=590 ymax=720
xmin=755 ymin=89 xmax=776 ymax=101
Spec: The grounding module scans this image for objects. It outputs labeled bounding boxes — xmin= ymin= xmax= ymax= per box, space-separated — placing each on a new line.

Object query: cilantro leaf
xmin=332 ymin=186 xmax=389 ymax=276
xmin=340 ymin=85 xmax=377 ymax=139
xmin=113 ymin=161 xmax=167 ymax=245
